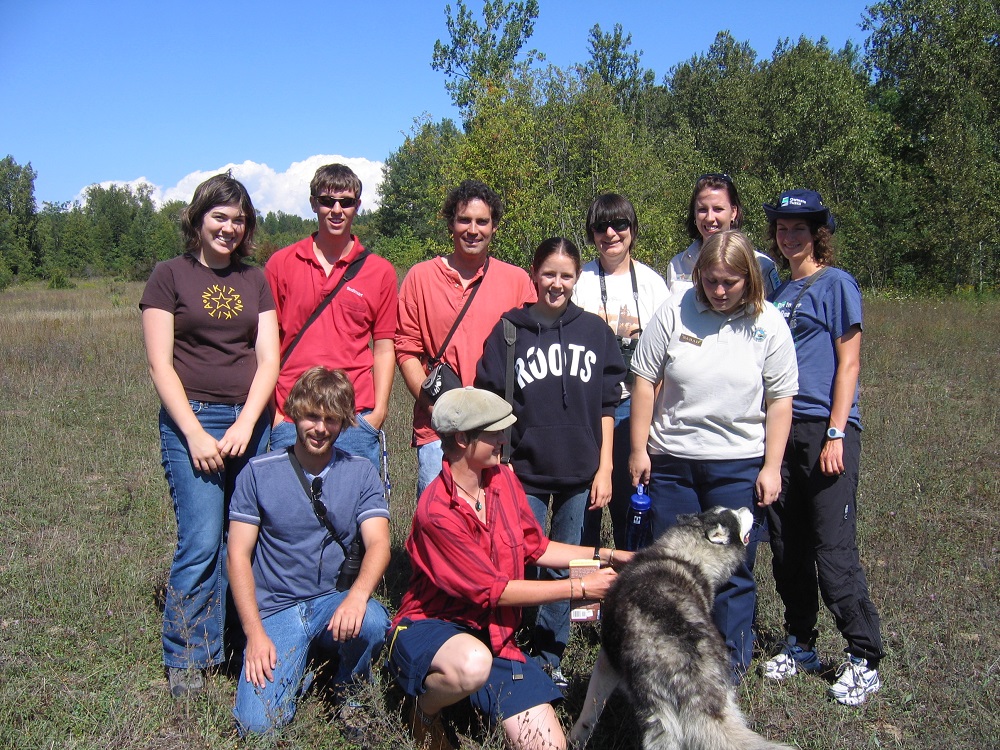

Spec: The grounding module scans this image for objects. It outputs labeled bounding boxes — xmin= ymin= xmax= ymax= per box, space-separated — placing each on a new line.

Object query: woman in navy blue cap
xmin=760 ymin=189 xmax=885 ymax=706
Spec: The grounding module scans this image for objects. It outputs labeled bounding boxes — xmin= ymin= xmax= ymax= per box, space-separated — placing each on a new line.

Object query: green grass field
xmin=0 ymin=280 xmax=997 ymax=748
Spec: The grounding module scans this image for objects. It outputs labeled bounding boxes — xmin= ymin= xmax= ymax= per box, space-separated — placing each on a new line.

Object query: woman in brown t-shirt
xmin=139 ymin=173 xmax=279 ymax=697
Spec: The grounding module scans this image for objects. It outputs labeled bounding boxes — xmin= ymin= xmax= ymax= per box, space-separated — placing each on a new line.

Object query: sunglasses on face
xmin=313 ymin=195 xmax=359 ymax=209
xmin=592 ymin=218 xmax=631 ymax=234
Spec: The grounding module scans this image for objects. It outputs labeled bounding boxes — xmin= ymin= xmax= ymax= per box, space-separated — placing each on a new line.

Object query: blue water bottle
xmin=625 ymin=484 xmax=652 ymax=551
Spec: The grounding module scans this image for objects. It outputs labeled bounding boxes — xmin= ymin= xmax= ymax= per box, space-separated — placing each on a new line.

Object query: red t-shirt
xmin=140 ymin=254 xmax=275 ymax=403
xmin=392 ymin=460 xmax=549 ymax=661
xmin=265 ymin=236 xmax=398 ymax=414
xmin=395 ymin=256 xmax=535 ymax=445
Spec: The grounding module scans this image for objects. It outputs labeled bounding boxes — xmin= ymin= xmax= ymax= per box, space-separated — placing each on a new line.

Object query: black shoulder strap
xmin=598 ymin=258 xmax=642 ymax=334
xmin=788 ymin=266 xmax=828 ymax=327
xmin=280 ymin=250 xmax=370 ymax=368
xmin=285 ymin=447 xmax=345 ymax=546
xmin=430 ymin=256 xmax=489 ymax=365
xmin=501 ymin=317 xmax=516 ymax=464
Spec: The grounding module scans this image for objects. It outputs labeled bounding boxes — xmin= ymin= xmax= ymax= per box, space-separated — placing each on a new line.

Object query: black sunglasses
xmin=313 ymin=195 xmax=359 ymax=209
xmin=310 ymin=476 xmax=329 ymax=523
xmin=592 ymin=218 xmax=631 ymax=234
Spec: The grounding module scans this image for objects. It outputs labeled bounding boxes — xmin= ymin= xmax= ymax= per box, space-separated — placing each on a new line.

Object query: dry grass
xmin=0 ymin=282 xmax=997 ymax=748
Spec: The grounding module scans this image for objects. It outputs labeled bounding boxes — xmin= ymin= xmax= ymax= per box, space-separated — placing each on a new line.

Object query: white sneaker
xmin=828 ymin=657 xmax=881 ymax=705
xmin=762 ymin=635 xmax=822 ymax=681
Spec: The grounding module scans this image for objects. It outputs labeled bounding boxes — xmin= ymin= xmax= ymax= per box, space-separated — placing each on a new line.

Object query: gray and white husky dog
xmin=569 ymin=506 xmax=789 ymax=750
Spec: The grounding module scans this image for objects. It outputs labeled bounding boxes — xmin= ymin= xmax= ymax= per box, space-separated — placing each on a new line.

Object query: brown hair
xmin=310 ymin=164 xmax=362 ymax=199
xmin=180 ymin=173 xmax=257 ymax=257
xmin=765 ymin=219 xmax=836 ymax=269
xmin=686 ymin=173 xmax=743 ymax=240
xmin=692 ymin=230 xmax=765 ymax=318
xmin=283 ymin=366 xmax=357 ymax=427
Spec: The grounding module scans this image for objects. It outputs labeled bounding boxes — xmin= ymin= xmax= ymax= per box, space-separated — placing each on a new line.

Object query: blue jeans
xmin=582 ymin=397 xmax=632 ymax=548
xmin=527 ymin=486 xmax=590 ymax=671
xmin=271 ymin=410 xmax=383 ymax=474
xmin=234 ymin=592 xmax=390 ymax=735
xmin=647 ymin=454 xmax=764 ymax=674
xmin=159 ymin=403 xmax=269 ymax=669
xmin=416 ymin=439 xmax=444 ymax=501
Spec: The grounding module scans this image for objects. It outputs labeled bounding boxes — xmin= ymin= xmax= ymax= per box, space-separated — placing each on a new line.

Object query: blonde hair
xmin=692 ymin=230 xmax=766 ymax=318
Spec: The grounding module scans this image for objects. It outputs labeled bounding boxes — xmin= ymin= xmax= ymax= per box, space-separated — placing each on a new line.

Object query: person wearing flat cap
xmin=759 ymin=189 xmax=886 ymax=706
xmin=385 ymin=386 xmax=633 ymax=750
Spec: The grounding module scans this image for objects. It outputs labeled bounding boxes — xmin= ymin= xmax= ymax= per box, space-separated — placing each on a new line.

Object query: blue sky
xmin=1 ymin=0 xmax=872 ymax=217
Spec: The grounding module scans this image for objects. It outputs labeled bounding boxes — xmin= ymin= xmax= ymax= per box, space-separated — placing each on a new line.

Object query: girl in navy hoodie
xmin=476 ymin=237 xmax=626 ymax=686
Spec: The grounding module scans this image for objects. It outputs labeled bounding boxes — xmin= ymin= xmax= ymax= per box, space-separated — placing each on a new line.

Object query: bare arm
xmin=141 ymin=307 xmax=223 ymax=473
xmin=756 ymin=396 xmax=793 ymax=506
xmin=365 ymin=338 xmax=395 ymax=430
xmin=628 ymin=375 xmax=656 ymax=487
xmin=226 ymin=520 xmax=275 ymax=688
xmin=327 ymin=516 xmax=391 ymax=642
xmin=219 ymin=310 xmax=280 ymax=458
xmin=589 ymin=414 xmax=615 ymax=509
xmin=399 ymin=356 xmax=431 ymax=405
xmin=820 ymin=325 xmax=862 ymax=476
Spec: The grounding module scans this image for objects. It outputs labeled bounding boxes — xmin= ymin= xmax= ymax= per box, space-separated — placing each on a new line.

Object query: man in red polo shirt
xmin=266 ymin=164 xmax=397 ymax=473
xmin=395 ymin=180 xmax=535 ymax=499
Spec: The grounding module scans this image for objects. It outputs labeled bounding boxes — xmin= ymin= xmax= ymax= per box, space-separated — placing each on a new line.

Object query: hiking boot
xmin=828 ymin=656 xmax=881 ymax=705
xmin=167 ymin=667 xmax=204 ymax=698
xmin=407 ymin=699 xmax=455 ymax=750
xmin=337 ymin=700 xmax=368 ymax=744
xmin=761 ymin=636 xmax=822 ymax=680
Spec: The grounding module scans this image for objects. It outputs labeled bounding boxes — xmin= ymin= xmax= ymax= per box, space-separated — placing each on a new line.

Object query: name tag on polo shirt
xmin=680 ymin=333 xmax=703 ymax=346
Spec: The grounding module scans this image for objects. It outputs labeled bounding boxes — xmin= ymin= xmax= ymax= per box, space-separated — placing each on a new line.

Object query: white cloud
xmin=74 ymin=155 xmax=385 ymax=219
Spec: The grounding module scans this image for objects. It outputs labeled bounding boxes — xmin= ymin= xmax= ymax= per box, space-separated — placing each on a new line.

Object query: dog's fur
xmin=569 ymin=507 xmax=789 ymax=750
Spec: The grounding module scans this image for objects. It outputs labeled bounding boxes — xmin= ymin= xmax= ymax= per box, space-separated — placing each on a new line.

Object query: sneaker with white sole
xmin=828 ymin=656 xmax=881 ymax=705
xmin=762 ymin=635 xmax=822 ymax=680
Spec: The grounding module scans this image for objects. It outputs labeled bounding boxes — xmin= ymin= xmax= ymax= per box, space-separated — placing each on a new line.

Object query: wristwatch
xmin=826 ymin=426 xmax=846 ymax=440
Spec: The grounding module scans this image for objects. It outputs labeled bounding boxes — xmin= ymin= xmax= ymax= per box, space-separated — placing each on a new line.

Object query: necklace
xmin=453 ymin=479 xmax=483 ymax=512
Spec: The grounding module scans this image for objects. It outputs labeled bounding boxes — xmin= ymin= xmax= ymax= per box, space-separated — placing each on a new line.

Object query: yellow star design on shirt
xmin=202 ymin=284 xmax=244 ymax=319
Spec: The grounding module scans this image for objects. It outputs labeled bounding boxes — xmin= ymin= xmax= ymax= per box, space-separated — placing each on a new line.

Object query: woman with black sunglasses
xmin=668 ymin=173 xmax=781 ymax=296
xmin=571 ymin=194 xmax=669 ymax=552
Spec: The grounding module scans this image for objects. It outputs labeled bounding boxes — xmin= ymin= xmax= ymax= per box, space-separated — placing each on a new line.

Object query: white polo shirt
xmin=631 ymin=288 xmax=798 ymax=460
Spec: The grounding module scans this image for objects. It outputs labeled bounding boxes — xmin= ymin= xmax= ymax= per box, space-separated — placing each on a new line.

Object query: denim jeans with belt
xmin=159 ymin=402 xmax=269 ymax=669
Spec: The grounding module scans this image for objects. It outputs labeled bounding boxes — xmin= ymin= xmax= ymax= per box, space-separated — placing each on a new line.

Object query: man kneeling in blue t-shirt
xmin=228 ymin=366 xmax=391 ymax=736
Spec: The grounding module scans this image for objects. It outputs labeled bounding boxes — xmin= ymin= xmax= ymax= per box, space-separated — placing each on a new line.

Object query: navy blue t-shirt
xmin=770 ymin=267 xmax=863 ymax=428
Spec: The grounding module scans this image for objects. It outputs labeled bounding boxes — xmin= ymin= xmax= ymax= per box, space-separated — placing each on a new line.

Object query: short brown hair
xmin=310 ymin=164 xmax=362 ymax=199
xmin=692 ymin=230 xmax=766 ymax=318
xmin=283 ymin=367 xmax=357 ymax=427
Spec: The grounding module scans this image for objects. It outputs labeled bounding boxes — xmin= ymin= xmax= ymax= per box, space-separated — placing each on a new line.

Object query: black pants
xmin=766 ymin=420 xmax=884 ymax=667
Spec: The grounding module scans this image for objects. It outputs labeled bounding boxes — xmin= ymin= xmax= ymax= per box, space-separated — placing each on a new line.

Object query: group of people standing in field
xmin=140 ymin=163 xmax=885 ymax=748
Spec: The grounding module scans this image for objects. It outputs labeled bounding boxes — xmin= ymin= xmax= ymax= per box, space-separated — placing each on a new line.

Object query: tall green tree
xmin=0 ymin=155 xmax=39 ymax=281
xmin=864 ymin=0 xmax=1000 ymax=288
xmin=582 ymin=23 xmax=655 ymax=125
xmin=431 ymin=0 xmax=540 ymax=115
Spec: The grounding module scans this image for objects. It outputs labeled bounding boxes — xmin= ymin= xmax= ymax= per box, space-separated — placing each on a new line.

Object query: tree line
xmin=374 ymin=0 xmax=1000 ymax=293
xmin=2 ymin=0 xmax=997 ymax=294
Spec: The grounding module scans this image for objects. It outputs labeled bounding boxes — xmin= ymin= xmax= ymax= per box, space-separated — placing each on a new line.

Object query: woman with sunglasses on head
xmin=140 ymin=173 xmax=280 ymax=698
xmin=571 ymin=194 xmax=669 ymax=552
xmin=629 ymin=230 xmax=798 ymax=681
xmin=667 ymin=173 xmax=781 ymax=296
xmin=476 ymin=237 xmax=627 ymax=688
xmin=760 ymin=189 xmax=885 ymax=705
